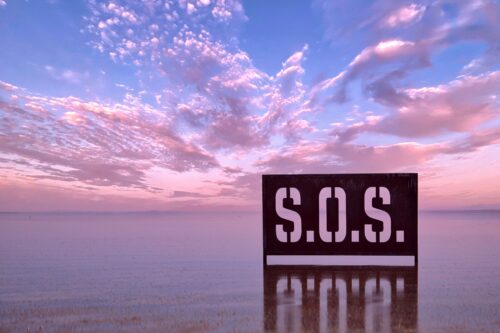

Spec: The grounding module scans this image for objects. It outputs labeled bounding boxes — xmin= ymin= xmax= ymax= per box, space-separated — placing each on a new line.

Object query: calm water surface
xmin=0 ymin=211 xmax=499 ymax=332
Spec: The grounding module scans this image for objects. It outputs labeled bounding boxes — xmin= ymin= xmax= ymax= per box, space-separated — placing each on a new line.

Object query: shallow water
xmin=0 ymin=211 xmax=499 ymax=332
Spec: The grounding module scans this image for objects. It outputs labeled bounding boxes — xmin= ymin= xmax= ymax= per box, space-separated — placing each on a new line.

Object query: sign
xmin=262 ymin=173 xmax=418 ymax=265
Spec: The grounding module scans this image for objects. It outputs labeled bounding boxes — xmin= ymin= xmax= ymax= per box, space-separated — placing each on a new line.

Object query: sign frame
xmin=262 ymin=173 xmax=418 ymax=266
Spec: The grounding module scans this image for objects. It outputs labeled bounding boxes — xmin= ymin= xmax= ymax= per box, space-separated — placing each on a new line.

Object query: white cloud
xmin=186 ymin=3 xmax=196 ymax=14
xmin=62 ymin=111 xmax=86 ymax=125
xmin=44 ymin=66 xmax=87 ymax=84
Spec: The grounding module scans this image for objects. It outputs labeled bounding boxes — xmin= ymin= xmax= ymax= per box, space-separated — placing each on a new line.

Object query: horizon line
xmin=1 ymin=209 xmax=500 ymax=215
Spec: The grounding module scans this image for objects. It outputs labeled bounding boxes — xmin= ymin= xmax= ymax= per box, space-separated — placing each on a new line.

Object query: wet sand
xmin=0 ymin=211 xmax=499 ymax=332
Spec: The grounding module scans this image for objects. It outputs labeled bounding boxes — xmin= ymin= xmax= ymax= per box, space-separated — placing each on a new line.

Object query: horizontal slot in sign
xmin=262 ymin=174 xmax=418 ymax=266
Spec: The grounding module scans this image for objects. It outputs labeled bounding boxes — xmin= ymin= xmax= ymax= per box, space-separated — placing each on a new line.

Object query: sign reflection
xmin=264 ymin=267 xmax=417 ymax=332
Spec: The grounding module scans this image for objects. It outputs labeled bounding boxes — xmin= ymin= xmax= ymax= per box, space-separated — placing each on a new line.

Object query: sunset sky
xmin=0 ymin=0 xmax=499 ymax=212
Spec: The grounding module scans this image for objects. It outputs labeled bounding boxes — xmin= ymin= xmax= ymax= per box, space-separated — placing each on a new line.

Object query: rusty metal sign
xmin=262 ymin=174 xmax=418 ymax=265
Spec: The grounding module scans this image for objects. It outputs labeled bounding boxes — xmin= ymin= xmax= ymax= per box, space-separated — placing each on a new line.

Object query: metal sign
xmin=262 ymin=174 xmax=418 ymax=265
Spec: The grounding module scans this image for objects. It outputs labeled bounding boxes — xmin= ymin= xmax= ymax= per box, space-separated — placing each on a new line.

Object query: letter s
xmin=275 ymin=187 xmax=302 ymax=243
xmin=364 ymin=186 xmax=391 ymax=243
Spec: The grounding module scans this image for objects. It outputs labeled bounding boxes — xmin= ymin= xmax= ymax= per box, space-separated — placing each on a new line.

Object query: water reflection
xmin=264 ymin=266 xmax=417 ymax=333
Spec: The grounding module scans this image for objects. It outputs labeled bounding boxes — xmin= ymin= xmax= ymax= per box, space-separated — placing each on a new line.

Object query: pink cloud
xmin=255 ymin=140 xmax=444 ymax=175
xmin=62 ymin=111 xmax=87 ymax=125
xmin=313 ymin=38 xmax=431 ymax=104
xmin=348 ymin=71 xmax=500 ymax=138
xmin=383 ymin=4 xmax=425 ymax=28
xmin=0 ymin=80 xmax=18 ymax=91
xmin=276 ymin=44 xmax=308 ymax=96
xmin=0 ymin=81 xmax=218 ymax=191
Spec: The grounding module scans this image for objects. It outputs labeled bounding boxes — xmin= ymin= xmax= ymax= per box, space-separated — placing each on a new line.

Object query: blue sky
xmin=0 ymin=0 xmax=499 ymax=211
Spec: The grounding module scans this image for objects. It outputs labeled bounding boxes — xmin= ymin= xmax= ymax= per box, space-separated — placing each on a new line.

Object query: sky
xmin=0 ymin=0 xmax=499 ymax=212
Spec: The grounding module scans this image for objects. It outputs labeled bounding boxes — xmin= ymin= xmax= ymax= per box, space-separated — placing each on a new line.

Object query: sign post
xmin=262 ymin=173 xmax=418 ymax=266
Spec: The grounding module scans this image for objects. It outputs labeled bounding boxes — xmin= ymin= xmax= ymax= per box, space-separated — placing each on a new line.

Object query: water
xmin=0 ymin=211 xmax=499 ymax=332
